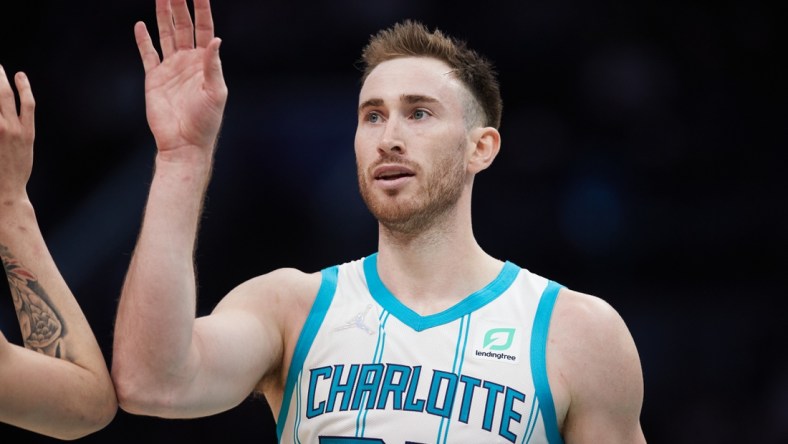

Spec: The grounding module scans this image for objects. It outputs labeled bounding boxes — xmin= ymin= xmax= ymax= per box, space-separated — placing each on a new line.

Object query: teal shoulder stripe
xmin=276 ymin=266 xmax=339 ymax=441
xmin=530 ymin=280 xmax=565 ymax=444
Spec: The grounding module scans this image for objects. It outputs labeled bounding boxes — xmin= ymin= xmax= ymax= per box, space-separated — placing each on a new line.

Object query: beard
xmin=357 ymin=141 xmax=467 ymax=234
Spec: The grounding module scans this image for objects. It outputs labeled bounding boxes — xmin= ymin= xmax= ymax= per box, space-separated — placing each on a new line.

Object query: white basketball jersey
xmin=277 ymin=254 xmax=564 ymax=444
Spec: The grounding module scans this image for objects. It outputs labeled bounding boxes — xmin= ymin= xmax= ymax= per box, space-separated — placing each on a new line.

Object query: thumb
xmin=204 ymin=37 xmax=226 ymax=93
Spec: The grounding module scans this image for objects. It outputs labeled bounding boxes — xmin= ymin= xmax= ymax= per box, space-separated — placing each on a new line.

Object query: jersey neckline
xmin=362 ymin=253 xmax=520 ymax=332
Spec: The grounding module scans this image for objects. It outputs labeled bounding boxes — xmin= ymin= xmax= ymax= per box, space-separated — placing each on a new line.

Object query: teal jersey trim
xmin=530 ymin=280 xmax=565 ymax=444
xmin=277 ymin=266 xmax=339 ymax=441
xmin=363 ymin=253 xmax=519 ymax=332
xmin=437 ymin=313 xmax=472 ymax=443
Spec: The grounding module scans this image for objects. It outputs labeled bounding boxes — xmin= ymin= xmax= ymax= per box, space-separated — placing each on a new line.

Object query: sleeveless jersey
xmin=277 ymin=254 xmax=564 ymax=444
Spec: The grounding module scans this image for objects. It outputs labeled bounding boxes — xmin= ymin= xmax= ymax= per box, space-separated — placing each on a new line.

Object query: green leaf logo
xmin=483 ymin=328 xmax=515 ymax=351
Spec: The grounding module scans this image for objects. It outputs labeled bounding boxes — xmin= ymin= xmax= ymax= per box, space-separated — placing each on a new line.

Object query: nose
xmin=377 ymin=117 xmax=405 ymax=155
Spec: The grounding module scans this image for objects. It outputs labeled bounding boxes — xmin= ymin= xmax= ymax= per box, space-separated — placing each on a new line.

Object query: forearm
xmin=0 ymin=337 xmax=116 ymax=440
xmin=0 ymin=200 xmax=116 ymax=438
xmin=112 ymin=152 xmax=213 ymax=409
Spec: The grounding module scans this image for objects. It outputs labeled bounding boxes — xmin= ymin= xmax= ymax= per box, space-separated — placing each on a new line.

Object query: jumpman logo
xmin=334 ymin=304 xmax=376 ymax=335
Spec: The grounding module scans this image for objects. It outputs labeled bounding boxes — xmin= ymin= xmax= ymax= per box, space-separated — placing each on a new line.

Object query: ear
xmin=467 ymin=126 xmax=501 ymax=174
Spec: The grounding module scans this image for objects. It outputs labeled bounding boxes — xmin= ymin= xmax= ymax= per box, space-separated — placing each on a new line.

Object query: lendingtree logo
xmin=483 ymin=327 xmax=516 ymax=351
xmin=474 ymin=326 xmax=520 ymax=364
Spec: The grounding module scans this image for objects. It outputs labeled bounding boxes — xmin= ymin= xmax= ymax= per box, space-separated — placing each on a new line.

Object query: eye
xmin=366 ymin=112 xmax=382 ymax=123
xmin=412 ymin=109 xmax=430 ymax=120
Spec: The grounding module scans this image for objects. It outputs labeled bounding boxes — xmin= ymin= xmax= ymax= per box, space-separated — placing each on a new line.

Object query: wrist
xmin=151 ymin=151 xmax=214 ymax=202
xmin=0 ymin=197 xmax=36 ymax=236
xmin=154 ymin=149 xmax=213 ymax=178
xmin=0 ymin=192 xmax=33 ymax=212
xmin=155 ymin=143 xmax=215 ymax=166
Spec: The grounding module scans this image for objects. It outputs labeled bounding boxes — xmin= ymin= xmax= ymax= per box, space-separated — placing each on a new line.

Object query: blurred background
xmin=1 ymin=0 xmax=784 ymax=442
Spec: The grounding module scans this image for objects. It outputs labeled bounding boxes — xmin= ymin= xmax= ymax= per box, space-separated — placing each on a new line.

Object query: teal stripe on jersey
xmin=521 ymin=395 xmax=538 ymax=444
xmin=438 ymin=314 xmax=472 ymax=444
xmin=355 ymin=392 xmax=367 ymax=437
xmin=357 ymin=311 xmax=391 ymax=437
xmin=277 ymin=266 xmax=339 ymax=441
xmin=523 ymin=405 xmax=540 ymax=444
xmin=456 ymin=313 xmax=472 ymax=377
xmin=530 ymin=280 xmax=565 ymax=444
xmin=295 ymin=371 xmax=303 ymax=444
xmin=372 ymin=311 xmax=390 ymax=363
xmin=363 ymin=254 xmax=519 ymax=332
xmin=450 ymin=315 xmax=469 ymax=374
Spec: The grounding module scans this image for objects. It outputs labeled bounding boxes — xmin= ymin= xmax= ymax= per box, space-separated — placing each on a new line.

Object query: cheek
xmin=354 ymin=140 xmax=372 ymax=179
xmin=354 ymin=126 xmax=374 ymax=153
xmin=353 ymin=132 xmax=367 ymax=163
xmin=429 ymin=129 xmax=468 ymax=166
xmin=354 ymin=127 xmax=383 ymax=163
xmin=353 ymin=140 xmax=365 ymax=160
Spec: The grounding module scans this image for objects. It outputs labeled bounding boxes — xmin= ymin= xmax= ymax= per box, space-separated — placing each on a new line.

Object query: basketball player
xmin=112 ymin=0 xmax=646 ymax=442
xmin=0 ymin=66 xmax=117 ymax=439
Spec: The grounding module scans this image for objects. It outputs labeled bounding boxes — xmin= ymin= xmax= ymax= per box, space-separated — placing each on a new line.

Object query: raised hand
xmin=0 ymin=66 xmax=35 ymax=200
xmin=0 ymin=66 xmax=117 ymax=440
xmin=135 ymin=0 xmax=227 ymax=158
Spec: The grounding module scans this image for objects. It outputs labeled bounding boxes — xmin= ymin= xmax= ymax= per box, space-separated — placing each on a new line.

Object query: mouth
xmin=376 ymin=171 xmax=415 ymax=181
xmin=373 ymin=165 xmax=416 ymax=181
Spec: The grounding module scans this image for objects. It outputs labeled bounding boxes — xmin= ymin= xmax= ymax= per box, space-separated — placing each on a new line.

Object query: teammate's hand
xmin=0 ymin=66 xmax=34 ymax=200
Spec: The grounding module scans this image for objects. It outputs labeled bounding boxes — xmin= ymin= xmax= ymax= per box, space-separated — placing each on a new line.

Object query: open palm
xmin=135 ymin=0 xmax=227 ymax=156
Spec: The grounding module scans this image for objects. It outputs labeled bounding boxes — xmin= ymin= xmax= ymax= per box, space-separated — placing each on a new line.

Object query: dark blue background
xmin=1 ymin=0 xmax=784 ymax=442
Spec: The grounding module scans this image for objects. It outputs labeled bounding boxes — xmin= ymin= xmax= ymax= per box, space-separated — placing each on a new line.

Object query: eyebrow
xmin=402 ymin=94 xmax=439 ymax=105
xmin=358 ymin=98 xmax=384 ymax=113
xmin=358 ymin=94 xmax=440 ymax=114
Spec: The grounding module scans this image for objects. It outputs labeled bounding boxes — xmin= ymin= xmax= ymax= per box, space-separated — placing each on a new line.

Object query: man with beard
xmin=112 ymin=1 xmax=646 ymax=443
xmin=0 ymin=66 xmax=117 ymax=439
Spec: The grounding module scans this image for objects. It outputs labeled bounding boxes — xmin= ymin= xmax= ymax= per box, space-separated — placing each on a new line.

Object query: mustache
xmin=367 ymin=152 xmax=420 ymax=173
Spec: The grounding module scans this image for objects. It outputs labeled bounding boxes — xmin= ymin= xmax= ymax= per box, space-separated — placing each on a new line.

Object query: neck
xmin=375 ymin=196 xmax=503 ymax=315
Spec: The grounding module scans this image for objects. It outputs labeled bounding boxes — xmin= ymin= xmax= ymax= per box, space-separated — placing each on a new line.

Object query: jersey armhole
xmin=276 ymin=266 xmax=339 ymax=440
xmin=530 ymin=280 xmax=566 ymax=444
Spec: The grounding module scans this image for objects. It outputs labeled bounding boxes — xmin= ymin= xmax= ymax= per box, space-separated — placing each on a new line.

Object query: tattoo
xmin=0 ymin=244 xmax=67 ymax=358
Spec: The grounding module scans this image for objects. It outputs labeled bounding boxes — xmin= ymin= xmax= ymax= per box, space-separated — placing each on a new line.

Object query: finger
xmin=193 ymin=0 xmax=214 ymax=48
xmin=14 ymin=72 xmax=35 ymax=139
xmin=203 ymin=38 xmax=225 ymax=93
xmin=135 ymin=21 xmax=161 ymax=73
xmin=0 ymin=65 xmax=17 ymax=118
xmin=171 ymin=0 xmax=195 ymax=50
xmin=155 ymin=0 xmax=176 ymax=57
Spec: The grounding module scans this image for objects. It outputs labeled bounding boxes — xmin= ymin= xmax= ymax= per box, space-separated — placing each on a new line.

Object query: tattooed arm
xmin=0 ymin=66 xmax=117 ymax=439
xmin=3 ymin=246 xmax=66 ymax=357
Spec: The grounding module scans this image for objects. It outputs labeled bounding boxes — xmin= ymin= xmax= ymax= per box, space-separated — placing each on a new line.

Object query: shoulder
xmin=241 ymin=267 xmax=324 ymax=295
xmin=546 ymin=288 xmax=645 ymax=440
xmin=550 ymin=288 xmax=632 ymax=342
xmin=213 ymin=267 xmax=323 ymax=317
xmin=548 ymin=289 xmax=641 ymax=377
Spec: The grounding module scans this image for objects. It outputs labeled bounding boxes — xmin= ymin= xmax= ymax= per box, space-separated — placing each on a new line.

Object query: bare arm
xmin=548 ymin=289 xmax=646 ymax=443
xmin=0 ymin=66 xmax=116 ymax=440
xmin=112 ymin=0 xmax=293 ymax=418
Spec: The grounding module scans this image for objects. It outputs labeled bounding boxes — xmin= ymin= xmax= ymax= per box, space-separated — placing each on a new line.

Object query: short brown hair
xmin=360 ymin=20 xmax=503 ymax=129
